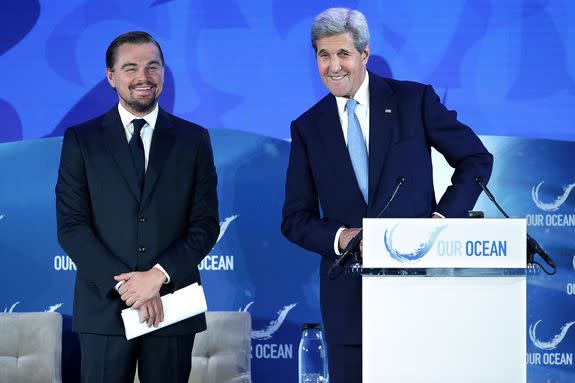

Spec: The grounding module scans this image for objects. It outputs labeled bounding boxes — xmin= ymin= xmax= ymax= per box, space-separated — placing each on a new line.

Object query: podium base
xmin=362 ymin=274 xmax=526 ymax=383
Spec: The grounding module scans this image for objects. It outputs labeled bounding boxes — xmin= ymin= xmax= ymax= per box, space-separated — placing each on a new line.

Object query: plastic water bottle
xmin=298 ymin=323 xmax=328 ymax=383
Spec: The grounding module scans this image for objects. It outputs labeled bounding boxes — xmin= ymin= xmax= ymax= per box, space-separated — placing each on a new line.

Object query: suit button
xmin=139 ymin=216 xmax=146 ymax=223
xmin=138 ymin=247 xmax=146 ymax=253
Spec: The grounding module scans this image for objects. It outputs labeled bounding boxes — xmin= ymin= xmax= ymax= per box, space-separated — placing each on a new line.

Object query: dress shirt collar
xmin=117 ymin=102 xmax=159 ymax=132
xmin=335 ymin=71 xmax=370 ymax=115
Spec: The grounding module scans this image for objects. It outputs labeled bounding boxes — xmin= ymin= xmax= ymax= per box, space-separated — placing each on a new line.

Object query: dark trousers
xmin=326 ymin=343 xmax=362 ymax=383
xmin=79 ymin=333 xmax=195 ymax=383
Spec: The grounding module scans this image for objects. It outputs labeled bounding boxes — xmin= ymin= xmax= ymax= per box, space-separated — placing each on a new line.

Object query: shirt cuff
xmin=153 ymin=264 xmax=170 ymax=284
xmin=333 ymin=227 xmax=346 ymax=256
xmin=432 ymin=211 xmax=445 ymax=218
xmin=115 ymin=280 xmax=125 ymax=292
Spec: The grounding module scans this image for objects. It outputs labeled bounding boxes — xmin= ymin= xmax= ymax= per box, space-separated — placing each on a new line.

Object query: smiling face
xmin=315 ymin=32 xmax=369 ymax=99
xmin=106 ymin=42 xmax=164 ymax=116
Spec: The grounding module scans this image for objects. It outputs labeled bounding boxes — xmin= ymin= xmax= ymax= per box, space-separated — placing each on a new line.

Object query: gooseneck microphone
xmin=328 ymin=177 xmax=406 ymax=279
xmin=475 ymin=176 xmax=556 ymax=274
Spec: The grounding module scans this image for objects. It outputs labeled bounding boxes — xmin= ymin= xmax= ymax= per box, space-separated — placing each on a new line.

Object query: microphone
xmin=527 ymin=235 xmax=556 ymax=269
xmin=474 ymin=176 xmax=556 ymax=272
xmin=328 ymin=177 xmax=406 ymax=279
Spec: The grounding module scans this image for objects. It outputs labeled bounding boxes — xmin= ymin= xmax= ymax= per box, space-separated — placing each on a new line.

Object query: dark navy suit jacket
xmin=281 ymin=73 xmax=493 ymax=345
xmin=56 ymin=106 xmax=219 ymax=336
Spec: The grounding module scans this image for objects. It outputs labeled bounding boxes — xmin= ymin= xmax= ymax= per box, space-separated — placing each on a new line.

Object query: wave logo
xmin=384 ymin=223 xmax=447 ymax=263
xmin=240 ymin=301 xmax=297 ymax=340
xmin=531 ymin=181 xmax=575 ymax=212
xmin=529 ymin=320 xmax=575 ymax=350
xmin=3 ymin=301 xmax=63 ymax=313
xmin=216 ymin=214 xmax=238 ymax=244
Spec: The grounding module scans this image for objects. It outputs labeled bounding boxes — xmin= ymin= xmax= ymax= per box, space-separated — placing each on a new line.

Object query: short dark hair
xmin=105 ymin=31 xmax=165 ymax=70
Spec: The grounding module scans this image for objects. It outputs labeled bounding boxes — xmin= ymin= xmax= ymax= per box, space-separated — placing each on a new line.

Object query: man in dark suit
xmin=56 ymin=31 xmax=219 ymax=383
xmin=281 ymin=8 xmax=493 ymax=382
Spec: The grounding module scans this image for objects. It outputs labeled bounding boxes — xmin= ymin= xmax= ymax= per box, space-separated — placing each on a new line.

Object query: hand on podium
xmin=339 ymin=228 xmax=362 ymax=255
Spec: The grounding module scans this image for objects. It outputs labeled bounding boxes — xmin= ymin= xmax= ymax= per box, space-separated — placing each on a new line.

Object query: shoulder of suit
xmin=291 ymin=76 xmax=432 ymax=125
xmin=292 ymin=93 xmax=334 ymax=127
xmin=64 ymin=112 xmax=107 ymax=137
xmin=162 ymin=111 xmax=208 ymax=135
xmin=372 ymin=75 xmax=430 ymax=97
xmin=157 ymin=110 xmax=212 ymax=148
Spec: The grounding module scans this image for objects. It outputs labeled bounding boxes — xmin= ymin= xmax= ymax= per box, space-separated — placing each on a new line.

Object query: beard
xmin=125 ymin=97 xmax=157 ymax=114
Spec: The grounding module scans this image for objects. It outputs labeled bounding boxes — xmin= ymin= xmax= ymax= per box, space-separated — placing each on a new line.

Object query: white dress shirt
xmin=115 ymin=103 xmax=170 ymax=290
xmin=335 ymin=73 xmax=370 ymax=153
xmin=333 ymin=74 xmax=370 ymax=255
xmin=117 ymin=102 xmax=159 ymax=171
xmin=331 ymin=74 xmax=444 ymax=255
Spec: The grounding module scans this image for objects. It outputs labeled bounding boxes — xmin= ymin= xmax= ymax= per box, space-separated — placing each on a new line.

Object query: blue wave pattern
xmin=1 ymin=1 xmax=575 ymax=143
xmin=529 ymin=320 xmax=575 ymax=351
xmin=1 ymin=0 xmax=575 ymax=381
xmin=0 ymin=0 xmax=39 ymax=56
xmin=384 ymin=223 xmax=447 ymax=263
xmin=531 ymin=181 xmax=575 ymax=212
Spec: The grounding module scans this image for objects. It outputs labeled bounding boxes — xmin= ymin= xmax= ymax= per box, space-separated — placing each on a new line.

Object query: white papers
xmin=121 ymin=283 xmax=207 ymax=340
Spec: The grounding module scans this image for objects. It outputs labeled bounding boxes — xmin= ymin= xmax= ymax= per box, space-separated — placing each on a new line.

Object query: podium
xmin=362 ymin=219 xmax=526 ymax=383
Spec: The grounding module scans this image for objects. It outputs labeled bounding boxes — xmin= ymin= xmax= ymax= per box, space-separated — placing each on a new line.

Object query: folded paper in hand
xmin=121 ymin=282 xmax=207 ymax=340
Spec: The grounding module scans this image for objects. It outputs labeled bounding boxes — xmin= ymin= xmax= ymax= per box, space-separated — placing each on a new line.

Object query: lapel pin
xmin=384 ymin=109 xmax=392 ymax=113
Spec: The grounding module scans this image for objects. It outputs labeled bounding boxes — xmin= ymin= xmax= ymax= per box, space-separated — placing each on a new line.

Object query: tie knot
xmin=132 ymin=119 xmax=146 ymax=135
xmin=346 ymin=99 xmax=358 ymax=115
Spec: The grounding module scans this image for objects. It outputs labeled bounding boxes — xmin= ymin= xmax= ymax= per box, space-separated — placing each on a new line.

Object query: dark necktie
xmin=129 ymin=119 xmax=146 ymax=191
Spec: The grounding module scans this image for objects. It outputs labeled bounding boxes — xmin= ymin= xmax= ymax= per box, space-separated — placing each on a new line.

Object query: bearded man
xmin=56 ymin=31 xmax=219 ymax=383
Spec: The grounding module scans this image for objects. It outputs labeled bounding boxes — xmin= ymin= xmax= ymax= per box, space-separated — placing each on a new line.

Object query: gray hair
xmin=311 ymin=8 xmax=370 ymax=53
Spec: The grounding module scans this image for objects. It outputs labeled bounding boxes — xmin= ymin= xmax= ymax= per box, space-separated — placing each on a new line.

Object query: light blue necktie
xmin=346 ymin=99 xmax=368 ymax=203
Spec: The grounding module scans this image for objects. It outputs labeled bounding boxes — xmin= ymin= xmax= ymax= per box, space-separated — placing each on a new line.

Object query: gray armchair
xmin=190 ymin=311 xmax=251 ymax=383
xmin=135 ymin=311 xmax=251 ymax=383
xmin=0 ymin=312 xmax=62 ymax=383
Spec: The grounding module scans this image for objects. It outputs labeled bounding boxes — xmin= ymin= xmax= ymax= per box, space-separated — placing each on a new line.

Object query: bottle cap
xmin=301 ymin=323 xmax=321 ymax=331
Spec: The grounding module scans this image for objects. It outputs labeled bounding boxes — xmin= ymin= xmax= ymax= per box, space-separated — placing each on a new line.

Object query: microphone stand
xmin=328 ymin=177 xmax=405 ymax=279
xmin=475 ymin=177 xmax=556 ymax=275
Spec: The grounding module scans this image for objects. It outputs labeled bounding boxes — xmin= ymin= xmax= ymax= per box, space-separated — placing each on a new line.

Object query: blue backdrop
xmin=1 ymin=1 xmax=574 ymax=382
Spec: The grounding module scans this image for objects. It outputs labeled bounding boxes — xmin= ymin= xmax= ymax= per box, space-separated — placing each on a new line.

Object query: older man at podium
xmin=281 ymin=7 xmax=492 ymax=382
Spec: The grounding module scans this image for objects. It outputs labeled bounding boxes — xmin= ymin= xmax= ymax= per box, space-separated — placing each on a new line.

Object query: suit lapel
xmin=141 ymin=107 xmax=174 ymax=207
xmin=317 ymin=96 xmax=367 ymax=207
xmin=368 ymin=74 xmax=400 ymax=207
xmin=102 ymin=107 xmax=142 ymax=202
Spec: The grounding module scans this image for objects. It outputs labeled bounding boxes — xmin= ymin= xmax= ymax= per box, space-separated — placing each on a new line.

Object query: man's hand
xmin=339 ymin=228 xmax=362 ymax=254
xmin=114 ymin=268 xmax=166 ymax=309
xmin=137 ymin=293 xmax=164 ymax=328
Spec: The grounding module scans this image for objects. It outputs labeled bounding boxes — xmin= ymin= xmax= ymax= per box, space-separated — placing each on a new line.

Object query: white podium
xmin=362 ymin=219 xmax=526 ymax=383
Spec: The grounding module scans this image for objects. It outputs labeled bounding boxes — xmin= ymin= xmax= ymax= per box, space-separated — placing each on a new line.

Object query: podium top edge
xmin=361 ymin=268 xmax=526 ymax=277
xmin=363 ymin=218 xmax=527 ymax=222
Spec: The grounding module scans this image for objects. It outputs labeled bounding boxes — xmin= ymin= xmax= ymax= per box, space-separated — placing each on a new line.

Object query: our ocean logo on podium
xmin=241 ymin=301 xmax=297 ymax=360
xmin=199 ymin=214 xmax=238 ymax=271
xmin=528 ymin=181 xmax=575 ymax=227
xmin=384 ymin=223 xmax=447 ymax=263
xmin=364 ymin=219 xmax=520 ymax=269
xmin=528 ymin=319 xmax=574 ymax=366
xmin=383 ymin=222 xmax=510 ymax=263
